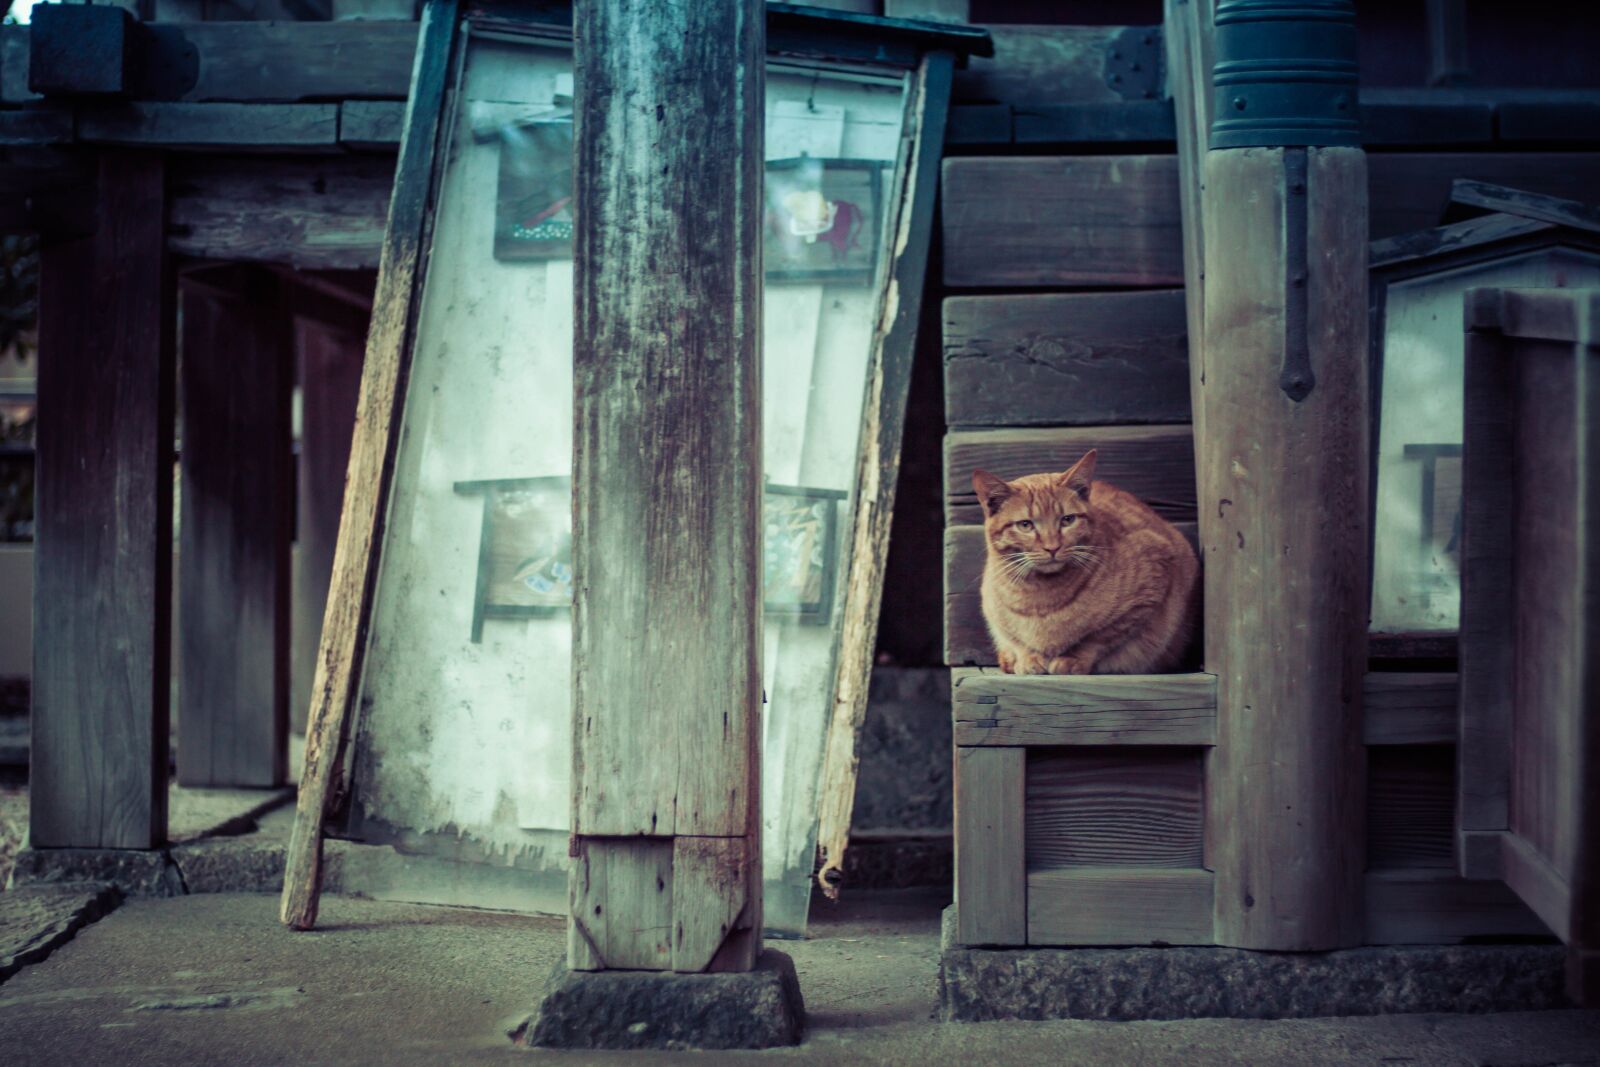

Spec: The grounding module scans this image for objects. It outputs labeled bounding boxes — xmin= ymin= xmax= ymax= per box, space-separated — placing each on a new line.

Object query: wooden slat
xmin=176 ymin=267 xmax=292 ymax=788
xmin=941 ymin=156 xmax=1183 ymax=288
xmin=1368 ymin=152 xmax=1600 ymax=240
xmin=1362 ymin=673 xmax=1457 ymax=744
xmin=815 ymin=51 xmax=955 ymax=897
xmin=953 ymin=25 xmax=1130 ymax=106
xmin=955 ymin=746 xmax=1025 ymax=945
xmin=944 ymin=521 xmax=1198 ymax=667
xmin=944 ymin=425 xmax=1195 ymax=527
xmin=1449 ymin=179 xmax=1600 ymax=237
xmin=340 ymin=100 xmax=407 ymax=151
xmin=952 ymin=669 xmax=1215 ymax=746
xmin=169 ymin=154 xmax=395 ymax=271
xmin=1025 ymin=749 xmax=1203 ymax=869
xmin=942 ymin=290 xmax=1190 ymax=428
xmin=76 ymin=102 xmax=340 ymax=149
xmin=281 ymin=0 xmax=451 ymax=932
xmin=1201 ymin=147 xmax=1369 ymax=951
xmin=1500 ymin=832 xmax=1573 ymax=943
xmin=30 ymin=151 xmax=173 ymax=850
xmin=1367 ymin=745 xmax=1455 ymax=870
xmin=1027 ymin=867 xmax=1214 ymax=946
xmin=1363 ymin=869 xmax=1549 ymax=945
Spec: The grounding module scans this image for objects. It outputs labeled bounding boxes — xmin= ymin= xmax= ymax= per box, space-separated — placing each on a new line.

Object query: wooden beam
xmin=952 ymin=669 xmax=1216 ymax=746
xmin=955 ymin=746 xmax=1025 ymax=945
xmin=1448 ymin=179 xmax=1600 ymax=237
xmin=176 ymin=266 xmax=292 ymax=788
xmin=1027 ymin=867 xmax=1214 ymax=947
xmin=339 ymin=101 xmax=407 ymax=151
xmin=814 ymin=50 xmax=956 ymax=898
xmin=30 ymin=150 xmax=173 ymax=849
xmin=570 ymin=0 xmax=763 ymax=973
xmin=1362 ymin=673 xmax=1456 ymax=745
xmin=942 ymin=290 xmax=1190 ymax=428
xmin=1201 ymin=147 xmax=1369 ymax=951
xmin=169 ymin=155 xmax=394 ymax=271
xmin=953 ymin=25 xmax=1133 ymax=106
xmin=77 ymin=103 xmax=340 ymax=149
xmin=941 ymin=155 xmax=1183 ymax=287
xmin=1363 ymin=869 xmax=1547 ymax=944
xmin=280 ymin=0 xmax=455 ymax=932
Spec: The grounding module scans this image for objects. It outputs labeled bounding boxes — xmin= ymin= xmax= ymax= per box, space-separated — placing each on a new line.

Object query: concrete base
xmin=939 ymin=907 xmax=1569 ymax=1022
xmin=521 ymin=949 xmax=805 ymax=1050
xmin=0 ymin=882 xmax=120 ymax=982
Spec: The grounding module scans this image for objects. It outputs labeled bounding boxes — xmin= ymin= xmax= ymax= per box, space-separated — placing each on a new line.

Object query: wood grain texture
xmin=177 ymin=268 xmax=292 ymax=788
xmin=952 ymin=669 xmax=1215 ymax=746
xmin=944 ymin=425 xmax=1196 ymax=526
xmin=30 ymin=150 xmax=173 ymax=850
xmin=290 ymin=317 xmax=364 ymax=735
xmin=1200 ymin=148 xmax=1369 ymax=951
xmin=1163 ymin=0 xmax=1215 ymax=461
xmin=1367 ymin=745 xmax=1455 ymax=870
xmin=169 ymin=154 xmax=395 ymax=271
xmin=1025 ymin=748 xmax=1204 ymax=869
xmin=943 ymin=520 xmax=1199 ymax=666
xmin=1027 ymin=867 xmax=1214 ymax=946
xmin=815 ymin=51 xmax=954 ymax=897
xmin=570 ymin=0 xmax=763 ymax=970
xmin=671 ymin=836 xmax=758 ymax=973
xmin=955 ymin=746 xmax=1025 ymax=945
xmin=1363 ymin=869 xmax=1548 ymax=945
xmin=1363 ymin=673 xmax=1457 ymax=745
xmin=953 ymin=25 xmax=1131 ymax=106
xmin=281 ymin=0 xmax=453 ymax=932
xmin=569 ymin=837 xmax=675 ymax=971
xmin=941 ymin=155 xmax=1183 ymax=287
xmin=1457 ymin=317 xmax=1516 ymax=835
xmin=76 ymin=102 xmax=340 ymax=148
xmin=1499 ymin=833 xmax=1571 ymax=943
xmin=942 ymin=290 xmax=1190 ymax=427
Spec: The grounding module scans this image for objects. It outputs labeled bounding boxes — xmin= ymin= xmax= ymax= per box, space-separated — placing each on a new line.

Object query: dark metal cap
xmin=1210 ymin=0 xmax=1361 ymax=149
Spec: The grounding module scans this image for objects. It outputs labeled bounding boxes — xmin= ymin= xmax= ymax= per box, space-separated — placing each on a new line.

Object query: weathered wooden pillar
xmin=1199 ymin=2 xmax=1368 ymax=950
xmin=290 ymin=313 xmax=365 ymax=736
xmin=177 ymin=267 xmax=292 ymax=788
xmin=569 ymin=0 xmax=764 ymax=972
xmin=32 ymin=150 xmax=173 ymax=849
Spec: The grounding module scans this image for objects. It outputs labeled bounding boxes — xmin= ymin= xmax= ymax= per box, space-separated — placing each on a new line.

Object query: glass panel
xmin=1370 ymin=249 xmax=1600 ymax=633
xmin=346 ymin=30 xmax=910 ymax=936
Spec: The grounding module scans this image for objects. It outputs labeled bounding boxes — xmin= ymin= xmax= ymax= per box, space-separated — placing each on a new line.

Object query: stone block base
xmin=11 ymin=847 xmax=185 ymax=898
xmin=520 ymin=949 xmax=804 ymax=1050
xmin=939 ymin=907 xmax=1567 ymax=1022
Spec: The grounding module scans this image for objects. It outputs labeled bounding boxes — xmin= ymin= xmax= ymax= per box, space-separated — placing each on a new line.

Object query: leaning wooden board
xmin=942 ymin=153 xmax=1600 ymax=288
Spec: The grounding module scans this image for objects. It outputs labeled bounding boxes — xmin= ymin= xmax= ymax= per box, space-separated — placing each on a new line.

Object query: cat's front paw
xmin=1046 ymin=654 xmax=1093 ymax=675
xmin=1014 ymin=652 xmax=1051 ymax=675
xmin=996 ymin=648 xmax=1018 ymax=674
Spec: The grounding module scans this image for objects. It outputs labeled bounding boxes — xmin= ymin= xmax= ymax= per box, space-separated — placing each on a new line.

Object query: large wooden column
xmin=1198 ymin=2 xmax=1368 ymax=950
xmin=570 ymin=0 xmax=764 ymax=972
xmin=32 ymin=151 xmax=173 ymax=849
xmin=177 ymin=267 xmax=292 ymax=788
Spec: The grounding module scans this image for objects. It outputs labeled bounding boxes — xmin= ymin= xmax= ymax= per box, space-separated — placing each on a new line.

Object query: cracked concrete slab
xmin=0 ymin=882 xmax=120 ymax=983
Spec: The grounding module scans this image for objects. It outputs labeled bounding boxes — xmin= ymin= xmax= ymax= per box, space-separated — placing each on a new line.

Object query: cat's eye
xmin=1060 ymin=515 xmax=1078 ymax=527
xmin=1015 ymin=519 xmax=1034 ymax=531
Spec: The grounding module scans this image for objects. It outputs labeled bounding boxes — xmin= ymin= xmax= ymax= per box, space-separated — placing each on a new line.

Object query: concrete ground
xmin=0 ymin=886 xmax=1597 ymax=1066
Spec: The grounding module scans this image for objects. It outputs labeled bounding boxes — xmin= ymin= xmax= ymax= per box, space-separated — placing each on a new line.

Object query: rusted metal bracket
xmin=1104 ymin=26 xmax=1164 ymax=102
xmin=1281 ymin=147 xmax=1314 ymax=402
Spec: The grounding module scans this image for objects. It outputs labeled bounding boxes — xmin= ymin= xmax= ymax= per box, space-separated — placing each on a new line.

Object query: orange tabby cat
xmin=975 ymin=450 xmax=1198 ymax=675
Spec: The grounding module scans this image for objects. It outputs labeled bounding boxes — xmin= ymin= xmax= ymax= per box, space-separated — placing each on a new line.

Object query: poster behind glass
xmin=343 ymin=32 xmax=908 ymax=936
xmin=1370 ymin=249 xmax=1600 ymax=634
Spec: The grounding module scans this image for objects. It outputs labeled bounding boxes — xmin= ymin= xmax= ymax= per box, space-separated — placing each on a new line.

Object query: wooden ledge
xmin=951 ymin=669 xmax=1459 ymax=748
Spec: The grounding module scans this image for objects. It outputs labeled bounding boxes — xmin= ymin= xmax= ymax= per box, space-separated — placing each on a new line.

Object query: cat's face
xmin=973 ymin=450 xmax=1097 ymax=577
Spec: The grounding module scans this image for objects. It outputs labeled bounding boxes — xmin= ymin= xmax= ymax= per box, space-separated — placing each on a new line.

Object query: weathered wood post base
xmin=522 ymin=949 xmax=803 ymax=1051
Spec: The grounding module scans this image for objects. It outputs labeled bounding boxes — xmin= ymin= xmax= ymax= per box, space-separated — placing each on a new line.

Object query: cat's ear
xmin=1059 ymin=449 xmax=1097 ymax=499
xmin=972 ymin=469 xmax=1013 ymax=515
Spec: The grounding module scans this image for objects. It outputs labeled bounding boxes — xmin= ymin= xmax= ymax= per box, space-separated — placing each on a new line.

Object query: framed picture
xmin=763 ymin=157 xmax=885 ymax=284
xmin=454 ymin=475 xmax=572 ymax=641
xmin=763 ymin=482 xmax=848 ymax=621
xmin=493 ymin=120 xmax=575 ymax=262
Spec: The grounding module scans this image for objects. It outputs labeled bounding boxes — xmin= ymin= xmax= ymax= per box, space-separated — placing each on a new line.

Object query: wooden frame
xmin=452 ymin=475 xmax=572 ymax=643
xmin=951 ymin=669 xmax=1547 ymax=949
xmin=282 ymin=0 xmax=981 ymax=930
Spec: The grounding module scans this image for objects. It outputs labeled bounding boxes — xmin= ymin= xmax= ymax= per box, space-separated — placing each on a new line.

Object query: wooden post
xmin=1200 ymin=145 xmax=1369 ymax=950
xmin=31 ymin=151 xmax=173 ymax=849
xmin=177 ymin=266 xmax=292 ymax=788
xmin=570 ymin=0 xmax=764 ymax=973
xmin=290 ymin=313 xmax=365 ymax=736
